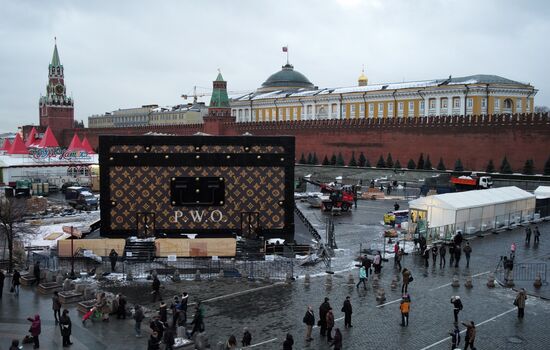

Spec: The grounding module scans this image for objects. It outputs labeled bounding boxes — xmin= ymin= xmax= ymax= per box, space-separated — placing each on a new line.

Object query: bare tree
xmin=534 ymin=106 xmax=549 ymax=113
xmin=0 ymin=198 xmax=27 ymax=273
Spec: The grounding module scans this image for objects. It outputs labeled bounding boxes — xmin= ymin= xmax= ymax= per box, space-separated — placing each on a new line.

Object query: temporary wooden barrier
xmin=155 ymin=238 xmax=236 ymax=257
xmin=57 ymin=239 xmax=125 ymax=257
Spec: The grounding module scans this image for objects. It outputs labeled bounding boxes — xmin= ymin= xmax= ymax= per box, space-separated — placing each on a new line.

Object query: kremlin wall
xmin=24 ymin=44 xmax=550 ymax=174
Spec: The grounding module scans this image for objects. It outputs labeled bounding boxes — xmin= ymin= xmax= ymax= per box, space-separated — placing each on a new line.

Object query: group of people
xmin=525 ymin=225 xmax=541 ymax=245
xmin=301 ymin=296 xmax=346 ymax=349
xmin=417 ymin=231 xmax=474 ymax=269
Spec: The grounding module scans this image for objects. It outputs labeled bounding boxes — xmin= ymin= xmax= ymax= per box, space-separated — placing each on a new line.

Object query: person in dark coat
xmin=451 ymin=296 xmax=463 ymax=323
xmin=453 ymin=231 xmax=463 ymax=247
xmin=423 ymin=247 xmax=430 ymax=267
xmin=439 ymin=245 xmax=446 ymax=267
xmin=0 ymin=269 xmax=5 ymax=299
xmin=454 ymin=244 xmax=461 ymax=268
xmin=341 ymin=296 xmax=353 ymax=328
xmin=147 ymin=331 xmax=160 ymax=350
xmin=116 ymin=294 xmax=127 ymax=319
xmin=326 ymin=307 xmax=335 ymax=342
xmin=152 ymin=276 xmax=161 ymax=302
xmin=170 ymin=296 xmax=180 ymax=328
xmin=27 ymin=314 xmax=41 ymax=349
xmin=431 ymin=245 xmax=438 ymax=265
xmin=8 ymin=339 xmax=20 ymax=350
xmin=330 ymin=328 xmax=343 ymax=350
xmin=159 ymin=302 xmax=168 ymax=324
xmin=163 ymin=328 xmax=175 ymax=350
xmin=449 ymin=324 xmax=461 ymax=349
xmin=52 ymin=291 xmax=62 ymax=324
xmin=59 ymin=309 xmax=72 ymax=347
xmin=525 ymin=226 xmax=532 ymax=244
xmin=318 ymin=297 xmax=331 ymax=337
xmin=463 ymin=242 xmax=472 ymax=268
xmin=134 ymin=304 xmax=144 ymax=337
xmin=109 ymin=249 xmax=118 ymax=272
xmin=241 ymin=328 xmax=252 ymax=346
xmin=149 ymin=315 xmax=164 ymax=342
xmin=282 ymin=333 xmax=294 ymax=350
xmin=189 ymin=305 xmax=204 ymax=337
xmin=303 ymin=306 xmax=315 ymax=341
xmin=33 ymin=261 xmax=40 ymax=286
xmin=461 ymin=321 xmax=476 ymax=350
xmin=514 ymin=288 xmax=528 ymax=318
xmin=12 ymin=269 xmax=21 ymax=296
xmin=449 ymin=244 xmax=455 ymax=267
xmin=534 ymin=226 xmax=541 ymax=244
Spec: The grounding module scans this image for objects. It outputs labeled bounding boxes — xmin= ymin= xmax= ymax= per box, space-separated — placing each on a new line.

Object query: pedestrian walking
xmin=461 ymin=321 xmax=476 ymax=350
xmin=399 ymin=295 xmax=410 ymax=326
xmin=514 ymin=288 xmax=527 ymax=319
xmin=396 ymin=248 xmax=403 ymax=271
xmin=503 ymin=256 xmax=514 ymax=284
xmin=302 ymin=306 xmax=315 ymax=341
xmin=147 ymin=331 xmax=160 ymax=350
xmin=394 ymin=202 xmax=400 ymax=211
xmin=33 ymin=261 xmax=40 ymax=286
xmin=454 ymin=245 xmax=461 ymax=268
xmin=451 ymin=296 xmax=463 ymax=323
xmin=449 ymin=245 xmax=455 ymax=267
xmin=190 ymin=305 xmax=204 ymax=337
xmin=12 ymin=269 xmax=20 ymax=296
xmin=152 ymin=275 xmax=161 ymax=302
xmin=159 ymin=301 xmax=168 ymax=324
xmin=52 ymin=291 xmax=61 ymax=324
xmin=449 ymin=325 xmax=460 ymax=349
xmin=431 ymin=245 xmax=438 ymax=265
xmin=423 ymin=247 xmax=430 ymax=267
xmin=525 ymin=226 xmax=532 ymax=244
xmin=0 ymin=269 xmax=5 ymax=299
xmin=356 ymin=266 xmax=367 ymax=290
xmin=59 ymin=309 xmax=72 ymax=347
xmin=401 ymin=268 xmax=411 ymax=293
xmin=534 ymin=226 xmax=540 ymax=244
xmin=283 ymin=333 xmax=294 ymax=350
xmin=510 ymin=242 xmax=517 ymax=259
xmin=361 ymin=256 xmax=372 ymax=277
xmin=330 ymin=328 xmax=343 ymax=350
xmin=241 ymin=327 xmax=252 ymax=347
xmin=453 ymin=230 xmax=463 ymax=247
xmin=109 ymin=249 xmax=118 ymax=272
xmin=463 ymin=242 xmax=472 ymax=268
xmin=170 ymin=296 xmax=180 ymax=328
xmin=133 ymin=304 xmax=144 ymax=337
xmin=95 ymin=292 xmax=109 ymax=321
xmin=117 ymin=294 xmax=127 ymax=319
xmin=319 ymin=297 xmax=331 ymax=337
xmin=439 ymin=244 xmax=446 ymax=267
xmin=341 ymin=296 xmax=353 ymax=328
xmin=180 ymin=291 xmax=189 ymax=319
xmin=393 ymin=242 xmax=400 ymax=266
xmin=27 ymin=314 xmax=41 ymax=349
xmin=373 ymin=251 xmax=382 ymax=274
xmin=326 ymin=307 xmax=335 ymax=342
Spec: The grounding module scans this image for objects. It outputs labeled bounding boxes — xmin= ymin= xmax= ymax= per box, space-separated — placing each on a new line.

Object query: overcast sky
xmin=1 ymin=0 xmax=549 ymax=132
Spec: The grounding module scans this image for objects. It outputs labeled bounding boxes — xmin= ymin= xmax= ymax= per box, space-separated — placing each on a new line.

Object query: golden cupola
xmin=358 ymin=68 xmax=368 ymax=86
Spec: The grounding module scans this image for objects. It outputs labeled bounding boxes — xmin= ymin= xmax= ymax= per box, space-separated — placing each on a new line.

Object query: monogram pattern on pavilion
xmin=109 ymin=145 xmax=285 ymax=154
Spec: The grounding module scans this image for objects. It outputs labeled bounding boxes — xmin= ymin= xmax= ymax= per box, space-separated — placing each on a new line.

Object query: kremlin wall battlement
xmin=57 ymin=112 xmax=550 ymax=173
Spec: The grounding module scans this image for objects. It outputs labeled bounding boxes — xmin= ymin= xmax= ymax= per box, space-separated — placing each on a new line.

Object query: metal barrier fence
xmin=28 ymin=253 xmax=294 ymax=281
xmin=496 ymin=261 xmax=547 ymax=283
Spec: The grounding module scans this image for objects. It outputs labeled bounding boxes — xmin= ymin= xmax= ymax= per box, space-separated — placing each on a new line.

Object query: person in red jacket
xmin=27 ymin=314 xmax=41 ymax=349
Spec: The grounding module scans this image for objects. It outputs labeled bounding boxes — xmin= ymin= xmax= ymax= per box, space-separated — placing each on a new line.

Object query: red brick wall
xmin=55 ymin=113 xmax=549 ymax=173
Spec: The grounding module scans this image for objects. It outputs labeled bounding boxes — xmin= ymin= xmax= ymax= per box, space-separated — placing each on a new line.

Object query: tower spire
xmin=51 ymin=38 xmax=61 ymax=67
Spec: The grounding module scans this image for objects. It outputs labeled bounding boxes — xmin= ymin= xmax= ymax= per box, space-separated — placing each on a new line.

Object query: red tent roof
xmin=8 ymin=134 xmax=29 ymax=154
xmin=81 ymin=136 xmax=95 ymax=154
xmin=0 ymin=138 xmax=12 ymax=151
xmin=67 ymin=133 xmax=83 ymax=151
xmin=38 ymin=127 xmax=59 ymax=148
xmin=25 ymin=127 xmax=38 ymax=147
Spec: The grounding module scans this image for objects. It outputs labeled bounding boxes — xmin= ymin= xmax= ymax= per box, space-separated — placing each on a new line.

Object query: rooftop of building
xmin=231 ymin=73 xmax=534 ymax=102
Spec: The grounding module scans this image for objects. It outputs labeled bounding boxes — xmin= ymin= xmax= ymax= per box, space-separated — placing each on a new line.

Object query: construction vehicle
xmin=302 ymin=177 xmax=355 ymax=212
xmin=65 ymin=186 xmax=98 ymax=210
xmin=420 ymin=173 xmax=493 ymax=196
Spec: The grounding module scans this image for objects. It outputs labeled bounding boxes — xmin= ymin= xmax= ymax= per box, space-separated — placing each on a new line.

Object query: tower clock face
xmin=55 ymin=84 xmax=64 ymax=95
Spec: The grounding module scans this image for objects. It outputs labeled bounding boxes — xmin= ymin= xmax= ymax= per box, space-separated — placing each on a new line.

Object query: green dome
xmin=259 ymin=63 xmax=314 ymax=92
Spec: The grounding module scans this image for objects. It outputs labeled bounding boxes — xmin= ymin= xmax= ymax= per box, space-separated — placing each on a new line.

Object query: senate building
xmin=229 ymin=62 xmax=536 ymax=123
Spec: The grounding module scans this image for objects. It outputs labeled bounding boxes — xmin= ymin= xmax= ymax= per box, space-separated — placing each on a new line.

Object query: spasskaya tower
xmin=39 ymin=40 xmax=74 ymax=136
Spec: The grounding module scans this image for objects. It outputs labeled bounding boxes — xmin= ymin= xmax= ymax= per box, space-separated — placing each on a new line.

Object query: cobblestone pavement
xmin=1 ymin=199 xmax=548 ymax=349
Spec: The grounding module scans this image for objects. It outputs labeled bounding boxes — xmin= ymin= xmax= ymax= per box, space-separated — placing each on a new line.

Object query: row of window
xmin=233 ymin=97 xmax=530 ymax=121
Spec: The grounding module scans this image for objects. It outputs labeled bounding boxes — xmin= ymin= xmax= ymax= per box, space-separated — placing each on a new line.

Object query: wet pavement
xmin=1 ymin=198 xmax=549 ymax=349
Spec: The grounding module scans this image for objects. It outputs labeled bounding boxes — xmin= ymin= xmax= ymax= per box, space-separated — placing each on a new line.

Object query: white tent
xmin=534 ymin=186 xmax=550 ymax=199
xmin=409 ymin=186 xmax=536 ymax=241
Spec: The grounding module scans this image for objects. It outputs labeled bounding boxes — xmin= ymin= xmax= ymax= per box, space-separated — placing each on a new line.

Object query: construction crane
xmin=181 ymin=86 xmax=212 ymax=104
